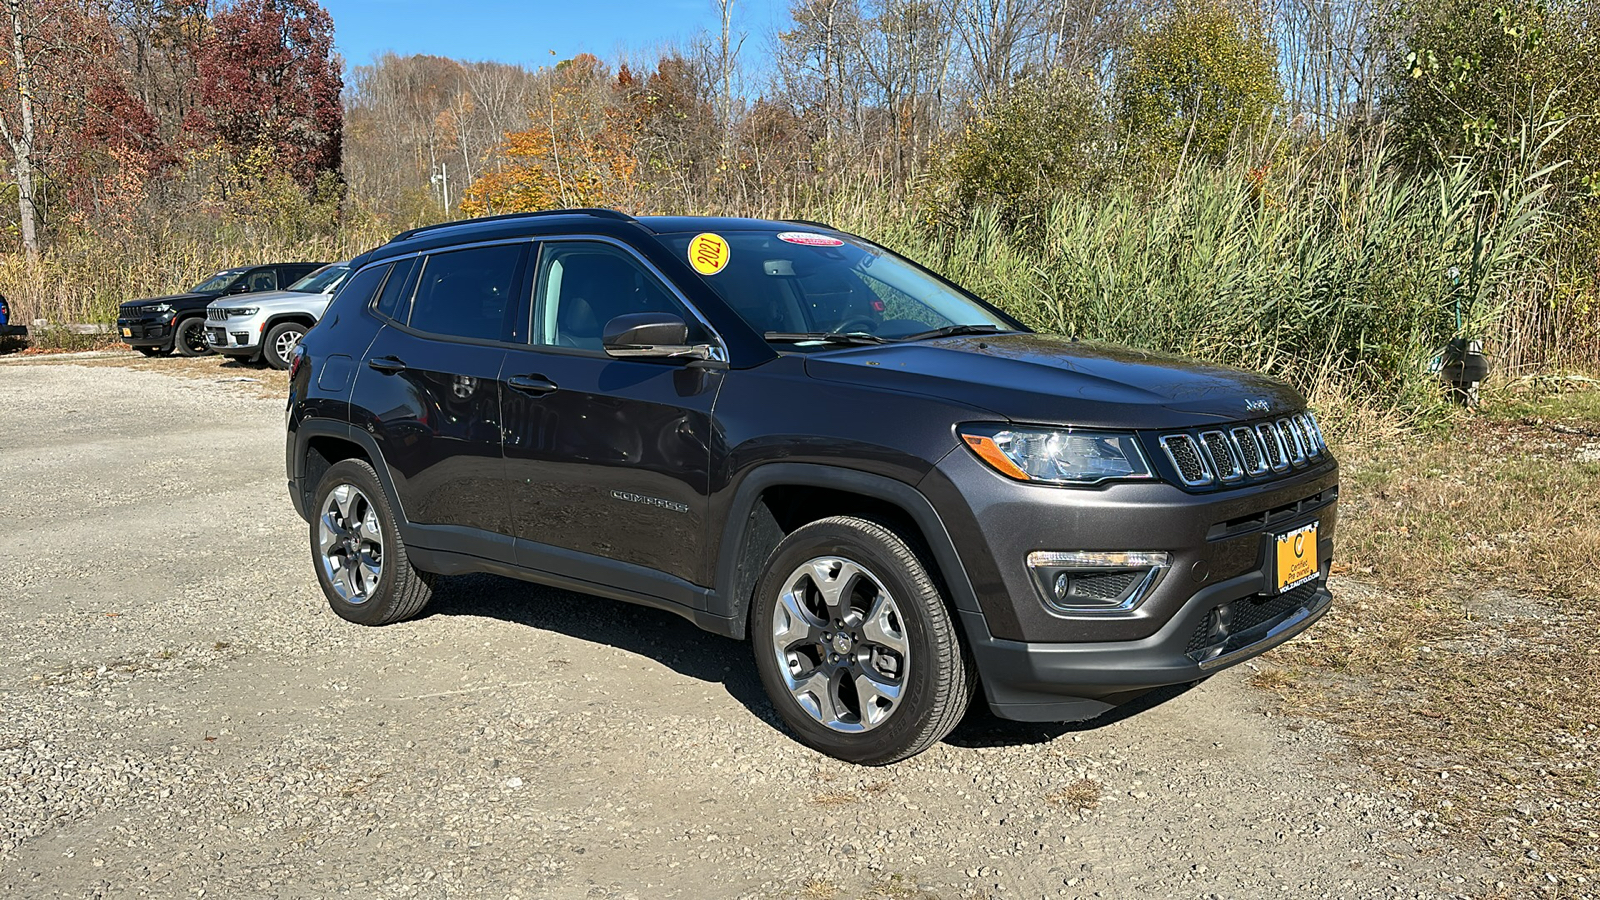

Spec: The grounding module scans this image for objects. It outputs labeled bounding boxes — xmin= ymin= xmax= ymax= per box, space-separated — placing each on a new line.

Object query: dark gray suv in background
xmin=285 ymin=209 xmax=1338 ymax=764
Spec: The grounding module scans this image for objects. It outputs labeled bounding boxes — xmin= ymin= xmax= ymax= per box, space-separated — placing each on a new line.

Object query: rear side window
xmin=335 ymin=264 xmax=390 ymax=311
xmin=408 ymin=244 xmax=527 ymax=343
xmin=244 ymin=268 xmax=279 ymax=292
xmin=373 ymin=257 xmax=418 ymax=321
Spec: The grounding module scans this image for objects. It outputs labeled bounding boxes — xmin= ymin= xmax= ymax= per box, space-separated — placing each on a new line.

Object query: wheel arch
xmin=264 ymin=312 xmax=318 ymax=333
xmin=711 ymin=463 xmax=982 ymax=640
xmin=293 ymin=420 xmax=406 ymax=526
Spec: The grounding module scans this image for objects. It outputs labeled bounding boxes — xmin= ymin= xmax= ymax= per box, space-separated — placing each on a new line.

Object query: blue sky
xmin=322 ymin=0 xmax=788 ymax=75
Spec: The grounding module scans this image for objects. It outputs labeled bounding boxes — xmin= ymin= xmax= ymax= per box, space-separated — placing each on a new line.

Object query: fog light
xmin=1026 ymin=550 xmax=1172 ymax=613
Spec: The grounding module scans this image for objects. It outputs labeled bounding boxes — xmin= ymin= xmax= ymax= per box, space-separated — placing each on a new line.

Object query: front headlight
xmin=150 ymin=303 xmax=173 ymax=315
xmin=228 ymin=307 xmax=259 ymax=317
xmin=959 ymin=425 xmax=1152 ymax=485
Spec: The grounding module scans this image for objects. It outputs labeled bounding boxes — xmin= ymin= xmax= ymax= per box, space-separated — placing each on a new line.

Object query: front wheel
xmin=172 ymin=317 xmax=211 ymax=357
xmin=263 ymin=321 xmax=306 ymax=370
xmin=751 ymin=516 xmax=974 ymax=765
xmin=310 ymin=459 xmax=434 ymax=625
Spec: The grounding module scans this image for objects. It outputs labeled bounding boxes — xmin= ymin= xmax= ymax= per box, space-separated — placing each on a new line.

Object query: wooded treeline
xmin=2 ymin=0 xmax=1596 ymax=407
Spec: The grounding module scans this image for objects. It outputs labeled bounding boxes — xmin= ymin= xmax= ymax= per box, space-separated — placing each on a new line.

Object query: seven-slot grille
xmin=122 ymin=305 xmax=159 ymax=318
xmin=1159 ymin=412 xmax=1327 ymax=489
xmin=206 ymin=307 xmax=229 ymax=321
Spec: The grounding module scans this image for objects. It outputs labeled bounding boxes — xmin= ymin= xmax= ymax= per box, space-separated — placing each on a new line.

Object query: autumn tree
xmin=185 ymin=0 xmax=341 ymax=190
xmin=0 ymin=0 xmax=164 ymax=255
xmin=459 ymin=55 xmax=638 ymax=216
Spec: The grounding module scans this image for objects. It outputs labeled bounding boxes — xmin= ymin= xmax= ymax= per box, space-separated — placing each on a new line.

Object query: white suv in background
xmin=205 ymin=261 xmax=351 ymax=369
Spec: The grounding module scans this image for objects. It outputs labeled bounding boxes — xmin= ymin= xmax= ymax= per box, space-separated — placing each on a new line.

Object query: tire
xmin=750 ymin=516 xmax=975 ymax=765
xmin=172 ymin=317 xmax=212 ymax=357
xmin=263 ymin=321 xmax=307 ymax=370
xmin=310 ymin=458 xmax=434 ymax=626
xmin=135 ymin=346 xmax=167 ymax=358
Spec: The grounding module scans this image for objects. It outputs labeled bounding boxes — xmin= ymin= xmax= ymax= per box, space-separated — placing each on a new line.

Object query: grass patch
xmin=1260 ymin=385 xmax=1600 ymax=891
xmin=1044 ymin=777 xmax=1101 ymax=812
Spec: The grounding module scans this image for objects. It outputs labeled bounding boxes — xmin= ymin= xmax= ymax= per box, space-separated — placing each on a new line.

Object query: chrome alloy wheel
xmin=771 ymin=557 xmax=909 ymax=732
xmin=273 ymin=328 xmax=303 ymax=365
xmin=317 ymin=484 xmax=384 ymax=603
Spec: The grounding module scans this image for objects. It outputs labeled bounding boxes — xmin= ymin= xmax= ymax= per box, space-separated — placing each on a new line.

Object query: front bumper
xmin=964 ymin=568 xmax=1332 ymax=721
xmin=206 ymin=314 xmax=266 ymax=357
xmin=117 ymin=316 xmax=174 ymax=347
xmin=920 ymin=439 xmax=1338 ymax=721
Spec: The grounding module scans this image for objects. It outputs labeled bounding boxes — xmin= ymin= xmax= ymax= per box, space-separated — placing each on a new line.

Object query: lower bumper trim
xmin=965 ymin=573 xmax=1333 ymax=723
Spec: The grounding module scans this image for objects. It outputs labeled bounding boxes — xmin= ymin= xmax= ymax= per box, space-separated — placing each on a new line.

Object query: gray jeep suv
xmin=285 ymin=210 xmax=1337 ymax=765
xmin=207 ymin=262 xmax=351 ymax=369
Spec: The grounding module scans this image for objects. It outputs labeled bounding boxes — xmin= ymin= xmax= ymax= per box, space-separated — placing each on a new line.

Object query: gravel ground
xmin=0 ymin=361 xmax=1508 ymax=899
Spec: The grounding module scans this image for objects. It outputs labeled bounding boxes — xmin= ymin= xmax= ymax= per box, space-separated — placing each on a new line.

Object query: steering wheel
xmin=828 ymin=315 xmax=879 ymax=336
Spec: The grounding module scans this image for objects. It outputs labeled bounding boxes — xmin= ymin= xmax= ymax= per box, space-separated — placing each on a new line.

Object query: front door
xmin=500 ymin=239 xmax=722 ymax=588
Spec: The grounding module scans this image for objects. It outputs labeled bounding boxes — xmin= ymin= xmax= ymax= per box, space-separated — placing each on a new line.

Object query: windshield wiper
xmin=764 ymin=331 xmax=887 ymax=346
xmin=897 ymin=324 xmax=1011 ymax=342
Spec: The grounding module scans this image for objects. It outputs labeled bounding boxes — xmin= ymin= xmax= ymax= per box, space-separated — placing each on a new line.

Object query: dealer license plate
xmin=1274 ymin=522 xmax=1319 ymax=593
xmin=120 ymin=327 xmax=132 ymax=337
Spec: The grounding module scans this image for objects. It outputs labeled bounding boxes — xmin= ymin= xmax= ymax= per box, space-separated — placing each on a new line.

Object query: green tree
xmin=932 ymin=72 xmax=1111 ymax=228
xmin=1384 ymin=0 xmax=1600 ymax=212
xmin=1116 ymin=0 xmax=1280 ymax=172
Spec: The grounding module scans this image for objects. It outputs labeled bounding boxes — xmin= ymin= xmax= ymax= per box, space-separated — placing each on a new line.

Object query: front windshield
xmin=289 ymin=263 xmax=351 ymax=294
xmin=661 ymin=230 xmax=1017 ymax=344
xmin=191 ymin=270 xmax=245 ymax=293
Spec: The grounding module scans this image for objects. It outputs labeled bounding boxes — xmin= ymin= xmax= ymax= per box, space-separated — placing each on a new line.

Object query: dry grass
xmin=1044 ymin=777 xmax=1102 ymax=812
xmin=1258 ymin=385 xmax=1600 ymax=894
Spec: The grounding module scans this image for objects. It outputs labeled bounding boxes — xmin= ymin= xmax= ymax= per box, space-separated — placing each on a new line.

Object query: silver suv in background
xmin=206 ymin=262 xmax=351 ymax=369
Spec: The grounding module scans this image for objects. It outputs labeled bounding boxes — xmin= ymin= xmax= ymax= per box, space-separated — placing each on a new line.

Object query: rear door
xmin=359 ymin=241 xmax=531 ymax=551
xmin=500 ymin=238 xmax=723 ymax=588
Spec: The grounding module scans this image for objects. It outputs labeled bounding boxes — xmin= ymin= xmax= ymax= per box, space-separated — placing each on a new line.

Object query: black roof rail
xmin=389 ymin=208 xmax=635 ymax=243
xmin=783 ymin=218 xmax=837 ymax=230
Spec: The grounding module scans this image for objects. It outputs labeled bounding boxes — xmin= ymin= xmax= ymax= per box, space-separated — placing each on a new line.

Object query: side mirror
xmin=228 ymin=282 xmax=251 ymax=294
xmin=602 ymin=312 xmax=714 ymax=360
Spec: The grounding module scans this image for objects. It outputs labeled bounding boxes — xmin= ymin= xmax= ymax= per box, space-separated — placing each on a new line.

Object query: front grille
xmin=1159 ymin=411 xmax=1329 ymax=489
xmin=1185 ymin=580 xmax=1321 ymax=657
xmin=1230 ymin=427 xmax=1265 ymax=474
xmin=1160 ymin=434 xmax=1210 ymax=485
xmin=207 ymin=308 xmax=228 ymax=321
xmin=1200 ymin=431 xmax=1242 ymax=481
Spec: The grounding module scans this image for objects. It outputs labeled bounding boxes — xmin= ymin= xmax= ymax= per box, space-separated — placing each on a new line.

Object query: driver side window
xmin=532 ymin=242 xmax=705 ymax=350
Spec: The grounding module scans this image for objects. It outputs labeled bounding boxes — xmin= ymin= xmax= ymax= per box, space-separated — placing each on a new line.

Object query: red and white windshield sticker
xmin=776 ymin=231 xmax=845 ymax=247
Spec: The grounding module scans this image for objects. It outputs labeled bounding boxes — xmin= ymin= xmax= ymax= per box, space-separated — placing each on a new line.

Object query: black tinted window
xmin=335 ymin=264 xmax=390 ymax=310
xmin=243 ymin=269 xmax=278 ymax=293
xmin=373 ymin=257 xmax=417 ymax=321
xmin=409 ymin=244 xmax=526 ymax=342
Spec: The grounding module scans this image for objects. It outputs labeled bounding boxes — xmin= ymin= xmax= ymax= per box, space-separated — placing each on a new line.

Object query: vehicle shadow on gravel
xmin=422 ymin=573 xmax=788 ymax=733
xmin=422 ymin=573 xmax=1200 ymax=753
xmin=943 ymin=681 xmax=1202 ymax=749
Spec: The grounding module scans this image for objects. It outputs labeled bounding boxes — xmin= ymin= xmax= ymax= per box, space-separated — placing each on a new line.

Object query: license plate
xmin=120 ymin=327 xmax=132 ymax=337
xmin=1274 ymin=522 xmax=1319 ymax=593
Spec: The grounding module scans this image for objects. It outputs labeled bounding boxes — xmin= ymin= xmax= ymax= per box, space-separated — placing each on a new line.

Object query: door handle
xmin=368 ymin=356 xmax=407 ymax=373
xmin=507 ymin=374 xmax=559 ymax=396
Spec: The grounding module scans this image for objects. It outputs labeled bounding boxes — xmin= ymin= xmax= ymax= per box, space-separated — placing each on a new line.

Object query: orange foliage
xmin=461 ymin=55 xmax=638 ymax=215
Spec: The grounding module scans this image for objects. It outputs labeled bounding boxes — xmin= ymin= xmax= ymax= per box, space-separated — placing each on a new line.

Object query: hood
xmin=206 ymin=288 xmax=323 ymax=310
xmin=121 ymin=291 xmax=211 ymax=309
xmin=804 ymin=333 xmax=1305 ymax=430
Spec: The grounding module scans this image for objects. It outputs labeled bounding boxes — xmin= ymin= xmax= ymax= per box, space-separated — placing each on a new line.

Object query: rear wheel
xmin=751 ymin=516 xmax=974 ymax=765
xmin=172 ymin=317 xmax=211 ymax=357
xmin=310 ymin=459 xmax=434 ymax=626
xmin=263 ymin=321 xmax=307 ymax=370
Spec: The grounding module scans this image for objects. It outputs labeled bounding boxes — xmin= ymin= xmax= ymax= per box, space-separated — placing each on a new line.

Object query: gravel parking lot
xmin=0 ymin=359 xmax=1505 ymax=899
